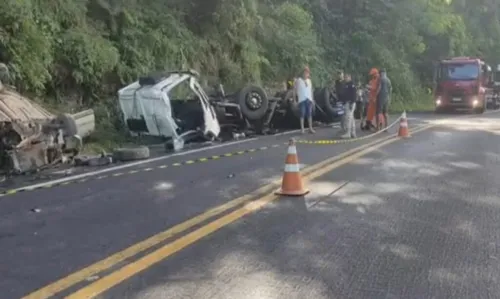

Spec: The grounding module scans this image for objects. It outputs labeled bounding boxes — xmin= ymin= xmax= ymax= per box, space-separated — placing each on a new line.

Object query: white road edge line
xmin=3 ymin=138 xmax=258 ymax=193
xmin=6 ymin=110 xmax=498 ymax=194
xmin=273 ymin=129 xmax=301 ymax=136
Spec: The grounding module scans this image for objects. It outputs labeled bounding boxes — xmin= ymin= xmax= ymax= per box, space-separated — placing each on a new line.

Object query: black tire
xmin=475 ymin=106 xmax=485 ymax=114
xmin=112 ymin=146 xmax=150 ymax=161
xmin=237 ymin=85 xmax=269 ymax=120
xmin=316 ymin=87 xmax=338 ymax=116
xmin=435 ymin=107 xmax=447 ymax=114
xmin=56 ymin=113 xmax=78 ymax=136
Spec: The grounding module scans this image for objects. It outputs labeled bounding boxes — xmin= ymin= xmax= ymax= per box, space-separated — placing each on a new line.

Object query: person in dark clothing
xmin=343 ymin=75 xmax=357 ymax=104
xmin=334 ymin=71 xmax=345 ymax=103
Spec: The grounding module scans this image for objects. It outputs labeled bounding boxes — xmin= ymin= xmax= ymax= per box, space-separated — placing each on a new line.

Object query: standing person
xmin=335 ymin=70 xmax=345 ymax=101
xmin=363 ymin=68 xmax=379 ymax=131
xmin=293 ymin=66 xmax=315 ymax=134
xmin=376 ymin=69 xmax=392 ymax=131
xmin=334 ymin=71 xmax=346 ymax=130
xmin=357 ymin=83 xmax=368 ymax=130
xmin=341 ymin=73 xmax=357 ymax=138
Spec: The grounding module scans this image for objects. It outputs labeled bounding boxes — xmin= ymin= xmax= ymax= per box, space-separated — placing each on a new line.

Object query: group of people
xmin=336 ymin=68 xmax=392 ymax=138
xmin=291 ymin=65 xmax=392 ymax=137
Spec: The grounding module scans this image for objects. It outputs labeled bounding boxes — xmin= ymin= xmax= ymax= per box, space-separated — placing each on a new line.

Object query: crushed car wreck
xmin=272 ymin=85 xmax=344 ymax=129
xmin=0 ymin=76 xmax=95 ymax=174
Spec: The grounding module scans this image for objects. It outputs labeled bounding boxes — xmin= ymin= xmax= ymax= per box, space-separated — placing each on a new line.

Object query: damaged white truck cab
xmin=118 ymin=70 xmax=220 ymax=149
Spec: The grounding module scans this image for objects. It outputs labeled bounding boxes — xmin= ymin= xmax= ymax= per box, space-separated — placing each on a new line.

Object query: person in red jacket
xmin=362 ymin=68 xmax=379 ymax=131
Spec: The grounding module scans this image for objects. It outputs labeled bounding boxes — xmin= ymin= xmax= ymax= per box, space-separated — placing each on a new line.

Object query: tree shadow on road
xmin=116 ymin=126 xmax=500 ymax=299
xmin=95 ymin=124 xmax=500 ymax=299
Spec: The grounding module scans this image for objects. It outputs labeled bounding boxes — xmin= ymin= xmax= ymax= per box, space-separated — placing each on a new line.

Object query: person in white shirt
xmin=294 ymin=66 xmax=315 ymax=133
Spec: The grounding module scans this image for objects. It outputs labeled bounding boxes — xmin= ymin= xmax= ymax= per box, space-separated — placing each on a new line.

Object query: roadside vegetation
xmin=1 ymin=0 xmax=500 ymax=150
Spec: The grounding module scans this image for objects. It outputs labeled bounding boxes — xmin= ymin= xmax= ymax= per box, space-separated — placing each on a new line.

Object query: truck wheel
xmin=112 ymin=146 xmax=150 ymax=161
xmin=475 ymin=106 xmax=485 ymax=114
xmin=317 ymin=87 xmax=339 ymax=117
xmin=56 ymin=113 xmax=78 ymax=136
xmin=237 ymin=85 xmax=269 ymax=120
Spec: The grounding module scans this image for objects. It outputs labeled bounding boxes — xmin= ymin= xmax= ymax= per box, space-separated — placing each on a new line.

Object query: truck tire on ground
xmin=237 ymin=85 xmax=269 ymax=120
xmin=112 ymin=146 xmax=150 ymax=161
xmin=316 ymin=87 xmax=338 ymax=116
xmin=56 ymin=113 xmax=78 ymax=136
xmin=315 ymin=87 xmax=340 ymax=122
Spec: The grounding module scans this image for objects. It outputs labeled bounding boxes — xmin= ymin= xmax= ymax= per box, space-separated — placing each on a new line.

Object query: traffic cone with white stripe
xmin=275 ymin=139 xmax=309 ymax=196
xmin=398 ymin=111 xmax=410 ymax=138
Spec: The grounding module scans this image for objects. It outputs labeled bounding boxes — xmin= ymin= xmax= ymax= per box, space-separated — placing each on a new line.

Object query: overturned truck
xmin=118 ymin=70 xmax=280 ymax=149
xmin=0 ymin=82 xmax=95 ymax=174
xmin=118 ymin=70 xmax=345 ymax=149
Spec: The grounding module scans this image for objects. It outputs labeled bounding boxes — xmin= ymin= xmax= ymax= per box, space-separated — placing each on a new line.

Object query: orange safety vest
xmin=366 ymin=75 xmax=379 ymax=122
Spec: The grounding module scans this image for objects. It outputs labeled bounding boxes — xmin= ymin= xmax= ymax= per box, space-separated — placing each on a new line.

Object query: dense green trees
xmin=2 ymin=0 xmax=500 ymax=111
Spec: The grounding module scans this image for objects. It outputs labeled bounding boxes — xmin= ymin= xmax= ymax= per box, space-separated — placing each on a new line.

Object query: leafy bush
xmin=2 ymin=0 xmax=500 ymax=147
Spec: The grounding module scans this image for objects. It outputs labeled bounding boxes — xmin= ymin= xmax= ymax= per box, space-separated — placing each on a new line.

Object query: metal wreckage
xmin=0 ymin=60 xmax=352 ymax=175
xmin=118 ymin=70 xmax=345 ymax=150
xmin=0 ymin=64 xmax=95 ymax=174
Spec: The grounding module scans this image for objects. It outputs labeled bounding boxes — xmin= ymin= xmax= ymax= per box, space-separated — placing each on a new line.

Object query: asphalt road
xmin=2 ymin=112 xmax=500 ymax=298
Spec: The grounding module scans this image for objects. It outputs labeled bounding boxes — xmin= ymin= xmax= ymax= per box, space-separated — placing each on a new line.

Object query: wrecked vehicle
xmin=271 ymin=85 xmax=345 ymax=129
xmin=0 ymin=80 xmax=95 ymax=174
xmin=118 ymin=70 xmax=345 ymax=149
xmin=118 ymin=70 xmax=282 ymax=150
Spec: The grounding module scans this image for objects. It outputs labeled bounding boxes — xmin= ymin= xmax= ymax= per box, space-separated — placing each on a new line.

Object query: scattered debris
xmin=117 ymin=70 xmax=344 ymax=151
xmin=0 ymin=68 xmax=95 ymax=174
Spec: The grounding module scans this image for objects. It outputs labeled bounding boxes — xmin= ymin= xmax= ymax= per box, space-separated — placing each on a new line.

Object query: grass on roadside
xmin=81 ymin=94 xmax=436 ymax=154
xmin=389 ymin=94 xmax=434 ymax=113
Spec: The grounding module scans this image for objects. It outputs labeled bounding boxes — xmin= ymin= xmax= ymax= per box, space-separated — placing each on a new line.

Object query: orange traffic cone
xmin=275 ymin=139 xmax=309 ymax=196
xmin=398 ymin=111 xmax=410 ymax=138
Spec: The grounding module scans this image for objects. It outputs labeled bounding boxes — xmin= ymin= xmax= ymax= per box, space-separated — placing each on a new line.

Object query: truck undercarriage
xmin=118 ymin=71 xmax=344 ymax=150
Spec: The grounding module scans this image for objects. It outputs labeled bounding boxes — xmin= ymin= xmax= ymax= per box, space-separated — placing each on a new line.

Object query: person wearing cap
xmin=376 ymin=69 xmax=392 ymax=131
xmin=293 ymin=66 xmax=315 ymax=133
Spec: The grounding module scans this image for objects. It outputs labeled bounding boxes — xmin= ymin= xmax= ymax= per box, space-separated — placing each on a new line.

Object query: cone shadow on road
xmin=81 ymin=124 xmax=500 ymax=299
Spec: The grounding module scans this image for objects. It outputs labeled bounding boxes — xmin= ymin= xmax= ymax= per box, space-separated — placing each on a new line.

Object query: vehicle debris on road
xmin=0 ymin=66 xmax=95 ymax=174
xmin=117 ymin=70 xmax=345 ymax=151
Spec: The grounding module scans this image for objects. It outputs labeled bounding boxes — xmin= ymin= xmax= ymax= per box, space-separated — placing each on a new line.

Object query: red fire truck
xmin=434 ymin=57 xmax=492 ymax=114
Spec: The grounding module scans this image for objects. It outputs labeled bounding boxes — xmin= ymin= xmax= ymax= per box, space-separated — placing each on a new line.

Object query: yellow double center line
xmin=23 ymin=124 xmax=433 ymax=299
